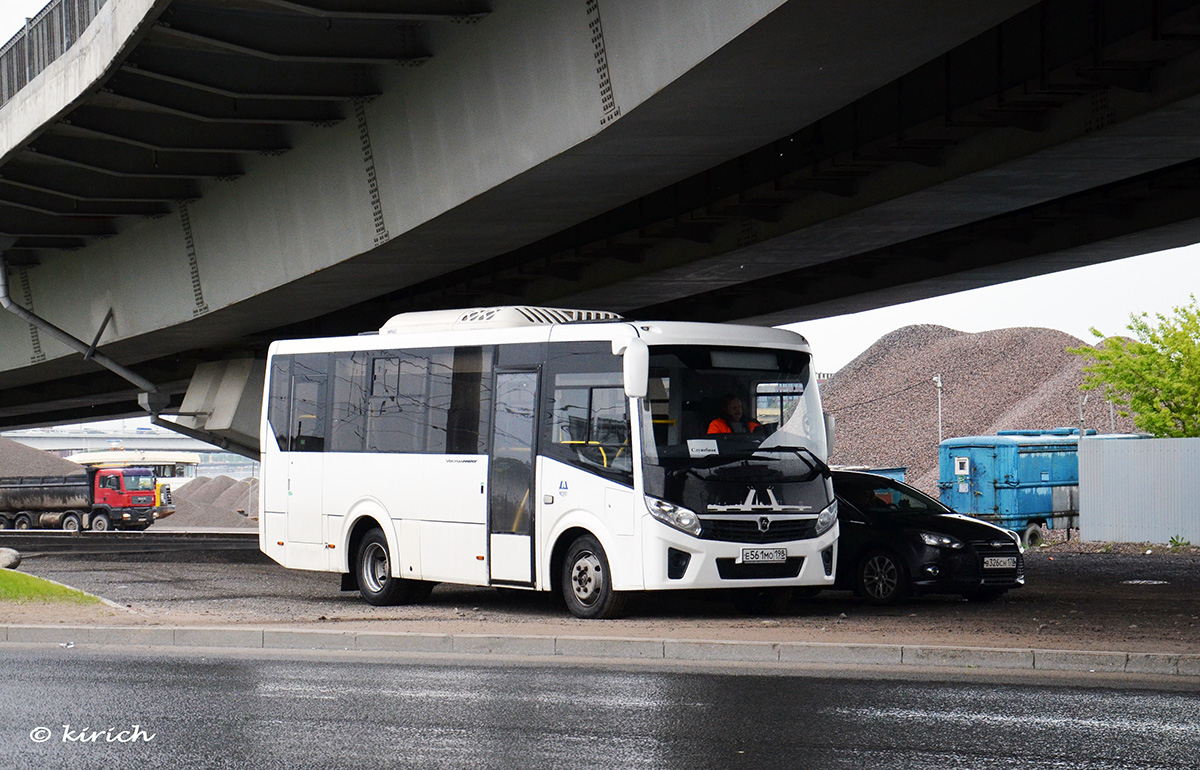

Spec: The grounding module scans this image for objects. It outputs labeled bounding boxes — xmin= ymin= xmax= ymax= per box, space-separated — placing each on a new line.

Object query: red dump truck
xmin=0 ymin=466 xmax=161 ymax=531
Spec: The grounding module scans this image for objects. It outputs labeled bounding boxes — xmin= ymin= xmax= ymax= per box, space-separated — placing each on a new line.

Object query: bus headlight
xmin=815 ymin=500 xmax=837 ymax=536
xmin=645 ymin=496 xmax=702 ymax=537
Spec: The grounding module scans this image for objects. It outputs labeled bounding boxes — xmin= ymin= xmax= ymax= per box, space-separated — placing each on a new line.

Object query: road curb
xmin=2 ymin=624 xmax=1197 ymax=677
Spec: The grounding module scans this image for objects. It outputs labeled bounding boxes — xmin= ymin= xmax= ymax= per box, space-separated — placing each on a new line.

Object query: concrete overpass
xmin=5 ymin=0 xmax=1200 ymax=449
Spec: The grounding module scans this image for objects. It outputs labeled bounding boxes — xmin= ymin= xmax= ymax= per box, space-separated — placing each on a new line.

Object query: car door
xmin=834 ymin=489 xmax=873 ymax=586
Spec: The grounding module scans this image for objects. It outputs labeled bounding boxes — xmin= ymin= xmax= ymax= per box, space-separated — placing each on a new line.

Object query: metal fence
xmin=0 ymin=0 xmax=108 ymax=107
xmin=1079 ymin=437 xmax=1200 ymax=544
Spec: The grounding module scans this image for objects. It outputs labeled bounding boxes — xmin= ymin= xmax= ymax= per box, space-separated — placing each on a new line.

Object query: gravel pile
xmin=0 ymin=437 xmax=86 ymax=477
xmin=182 ymin=475 xmax=238 ymax=505
xmin=157 ymin=475 xmax=258 ymax=529
xmin=822 ymin=325 xmax=1137 ymax=494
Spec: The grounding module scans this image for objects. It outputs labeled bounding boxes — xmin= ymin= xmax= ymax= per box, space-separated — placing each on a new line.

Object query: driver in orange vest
xmin=707 ymin=395 xmax=762 ymax=434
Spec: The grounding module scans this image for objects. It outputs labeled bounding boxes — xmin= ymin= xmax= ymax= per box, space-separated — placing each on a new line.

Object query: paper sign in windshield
xmin=687 ymin=439 xmax=718 ymax=457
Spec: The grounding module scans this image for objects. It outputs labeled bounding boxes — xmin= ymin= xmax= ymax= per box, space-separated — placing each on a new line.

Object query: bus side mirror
xmin=614 ymin=338 xmax=649 ymax=399
xmin=824 ymin=412 xmax=836 ymax=457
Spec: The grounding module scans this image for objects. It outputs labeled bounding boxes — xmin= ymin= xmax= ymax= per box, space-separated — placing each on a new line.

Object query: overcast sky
xmin=1 ymin=1 xmax=45 ymax=41
xmin=5 ymin=2 xmax=1199 ymax=375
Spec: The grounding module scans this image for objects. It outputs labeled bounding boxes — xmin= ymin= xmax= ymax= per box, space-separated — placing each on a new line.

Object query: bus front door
xmin=488 ymin=370 xmax=537 ymax=585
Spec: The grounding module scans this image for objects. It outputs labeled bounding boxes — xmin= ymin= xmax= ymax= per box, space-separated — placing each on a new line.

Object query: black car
xmin=828 ymin=470 xmax=1025 ymax=604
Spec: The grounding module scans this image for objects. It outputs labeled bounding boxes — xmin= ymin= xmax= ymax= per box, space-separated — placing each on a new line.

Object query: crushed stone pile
xmin=157 ymin=475 xmax=257 ymax=529
xmin=821 ymin=325 xmax=1137 ymax=494
xmin=0 ymin=437 xmax=86 ymax=477
xmin=181 ymin=474 xmax=238 ymax=505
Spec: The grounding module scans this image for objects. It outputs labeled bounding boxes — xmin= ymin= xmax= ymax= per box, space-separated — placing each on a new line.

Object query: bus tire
xmin=1023 ymin=522 xmax=1045 ymax=548
xmin=14 ymin=514 xmax=32 ymax=530
xmin=561 ymin=534 xmax=626 ymax=619
xmin=355 ymin=528 xmax=418 ymax=606
xmin=90 ymin=513 xmax=110 ymax=532
xmin=61 ymin=513 xmax=81 ymax=532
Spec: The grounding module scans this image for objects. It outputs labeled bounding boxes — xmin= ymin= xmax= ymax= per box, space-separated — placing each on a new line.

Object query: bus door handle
xmin=543 ymin=495 xmax=554 ymax=505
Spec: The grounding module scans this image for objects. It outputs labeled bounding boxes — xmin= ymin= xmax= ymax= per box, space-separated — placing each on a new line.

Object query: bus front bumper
xmin=640 ymin=517 xmax=838 ymax=591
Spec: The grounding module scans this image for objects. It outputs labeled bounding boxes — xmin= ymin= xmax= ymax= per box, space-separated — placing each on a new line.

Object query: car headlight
xmin=918 ymin=531 xmax=964 ymax=549
xmin=815 ymin=500 xmax=837 ymax=536
xmin=645 ymin=496 xmax=702 ymax=537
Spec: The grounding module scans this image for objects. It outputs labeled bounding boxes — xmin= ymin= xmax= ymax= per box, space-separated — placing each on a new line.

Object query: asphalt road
xmin=6 ymin=533 xmax=1198 ymax=654
xmin=1 ymin=647 xmax=1197 ymax=770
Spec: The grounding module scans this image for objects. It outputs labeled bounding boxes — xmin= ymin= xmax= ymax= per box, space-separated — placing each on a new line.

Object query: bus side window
xmin=268 ymin=356 xmax=291 ymax=451
xmin=290 ymin=354 xmax=327 ymax=452
xmin=330 ymin=352 xmax=369 ymax=452
xmin=549 ymin=376 xmax=631 ymax=482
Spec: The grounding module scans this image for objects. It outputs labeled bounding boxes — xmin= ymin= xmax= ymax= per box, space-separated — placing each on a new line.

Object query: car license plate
xmin=742 ymin=548 xmax=787 ymax=564
xmin=983 ymin=556 xmax=1017 ymax=570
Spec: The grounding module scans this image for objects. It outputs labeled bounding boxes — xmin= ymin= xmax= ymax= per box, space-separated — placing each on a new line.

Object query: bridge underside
xmin=4 ymin=0 xmax=1200 ymax=430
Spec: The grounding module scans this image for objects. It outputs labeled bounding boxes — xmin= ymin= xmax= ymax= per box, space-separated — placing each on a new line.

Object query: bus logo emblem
xmin=706 ymin=488 xmax=811 ymax=513
xmin=758 ymin=517 xmax=771 ymax=533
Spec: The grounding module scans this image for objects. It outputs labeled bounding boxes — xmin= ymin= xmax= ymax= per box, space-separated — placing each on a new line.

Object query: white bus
xmin=260 ymin=306 xmax=838 ymax=618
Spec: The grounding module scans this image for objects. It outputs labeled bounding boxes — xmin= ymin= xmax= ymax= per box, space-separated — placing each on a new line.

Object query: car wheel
xmin=1023 ymin=523 xmax=1045 ymax=548
xmin=355 ymin=528 xmax=421 ymax=606
xmin=731 ymin=587 xmax=793 ymax=615
xmin=14 ymin=514 xmax=32 ymax=530
xmin=561 ymin=534 xmax=626 ymax=619
xmin=0 ymin=517 xmax=10 ymax=529
xmin=61 ymin=513 xmax=81 ymax=532
xmin=964 ymin=588 xmax=1006 ymax=602
xmin=857 ymin=549 xmax=908 ymax=605
xmin=90 ymin=513 xmax=110 ymax=532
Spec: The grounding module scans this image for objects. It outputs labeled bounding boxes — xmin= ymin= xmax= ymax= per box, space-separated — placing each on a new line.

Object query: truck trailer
xmin=0 ymin=466 xmax=161 ymax=531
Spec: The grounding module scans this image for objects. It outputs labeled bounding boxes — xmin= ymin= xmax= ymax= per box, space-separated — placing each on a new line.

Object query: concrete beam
xmin=122 ymin=47 xmax=380 ymax=101
xmin=59 ymin=107 xmax=291 ymax=153
xmin=26 ymin=135 xmax=242 ymax=179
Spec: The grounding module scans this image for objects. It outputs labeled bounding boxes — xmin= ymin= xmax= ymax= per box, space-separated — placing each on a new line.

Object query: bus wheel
xmin=356 ymin=528 xmax=417 ymax=606
xmin=61 ymin=513 xmax=81 ymax=532
xmin=90 ymin=513 xmax=110 ymax=532
xmin=14 ymin=514 xmax=32 ymax=530
xmin=561 ymin=534 xmax=627 ymax=619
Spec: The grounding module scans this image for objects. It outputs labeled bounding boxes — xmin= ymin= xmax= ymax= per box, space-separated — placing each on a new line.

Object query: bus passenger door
xmin=286 ymin=359 xmax=326 ymax=549
xmin=488 ymin=370 xmax=537 ymax=585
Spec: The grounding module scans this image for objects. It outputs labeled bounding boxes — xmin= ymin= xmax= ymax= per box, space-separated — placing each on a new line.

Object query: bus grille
xmin=699 ymin=517 xmax=816 ymax=544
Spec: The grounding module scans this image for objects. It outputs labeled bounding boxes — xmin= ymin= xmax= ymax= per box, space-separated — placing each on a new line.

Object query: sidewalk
xmin=3 ymin=623 xmax=1198 ymax=678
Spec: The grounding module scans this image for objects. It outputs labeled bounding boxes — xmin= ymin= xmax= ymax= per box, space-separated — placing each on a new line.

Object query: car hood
xmin=887 ymin=512 xmax=1017 ymax=543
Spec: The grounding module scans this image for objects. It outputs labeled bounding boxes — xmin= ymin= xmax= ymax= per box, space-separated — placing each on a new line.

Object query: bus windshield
xmin=640 ymin=345 xmax=827 ymax=467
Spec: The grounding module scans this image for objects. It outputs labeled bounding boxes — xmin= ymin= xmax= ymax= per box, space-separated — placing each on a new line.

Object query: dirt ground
xmin=4 ymin=535 xmax=1198 ymax=655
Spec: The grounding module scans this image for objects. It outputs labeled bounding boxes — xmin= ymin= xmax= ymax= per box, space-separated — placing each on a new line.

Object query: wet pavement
xmin=2 ymin=647 xmax=1198 ymax=770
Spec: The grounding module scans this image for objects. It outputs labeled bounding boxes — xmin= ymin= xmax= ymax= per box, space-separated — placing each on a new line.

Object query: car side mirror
xmin=824 ymin=411 xmax=836 ymax=456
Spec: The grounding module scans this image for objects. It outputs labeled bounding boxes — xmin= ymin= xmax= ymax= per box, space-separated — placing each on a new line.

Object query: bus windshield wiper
xmin=752 ymin=445 xmax=831 ymax=480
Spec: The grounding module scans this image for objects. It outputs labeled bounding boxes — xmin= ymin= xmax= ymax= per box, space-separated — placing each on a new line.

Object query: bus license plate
xmin=983 ymin=556 xmax=1016 ymax=570
xmin=742 ymin=548 xmax=787 ymax=564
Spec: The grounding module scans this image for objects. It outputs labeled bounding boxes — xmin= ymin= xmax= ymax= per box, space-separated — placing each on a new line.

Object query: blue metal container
xmin=938 ymin=429 xmax=1097 ymax=541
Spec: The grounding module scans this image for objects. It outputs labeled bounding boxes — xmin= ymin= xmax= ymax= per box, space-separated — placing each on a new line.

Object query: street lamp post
xmin=933 ymin=373 xmax=943 ymax=445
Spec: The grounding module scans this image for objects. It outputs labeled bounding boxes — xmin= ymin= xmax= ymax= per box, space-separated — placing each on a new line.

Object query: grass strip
xmin=0 ymin=569 xmax=101 ymax=604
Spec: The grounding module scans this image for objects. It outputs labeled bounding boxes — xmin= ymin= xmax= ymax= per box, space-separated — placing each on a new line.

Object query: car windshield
xmin=838 ymin=477 xmax=943 ymax=515
xmin=640 ymin=345 xmax=826 ymax=468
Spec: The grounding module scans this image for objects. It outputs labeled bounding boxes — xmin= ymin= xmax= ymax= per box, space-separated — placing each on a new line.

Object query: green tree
xmin=1069 ymin=296 xmax=1200 ymax=437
